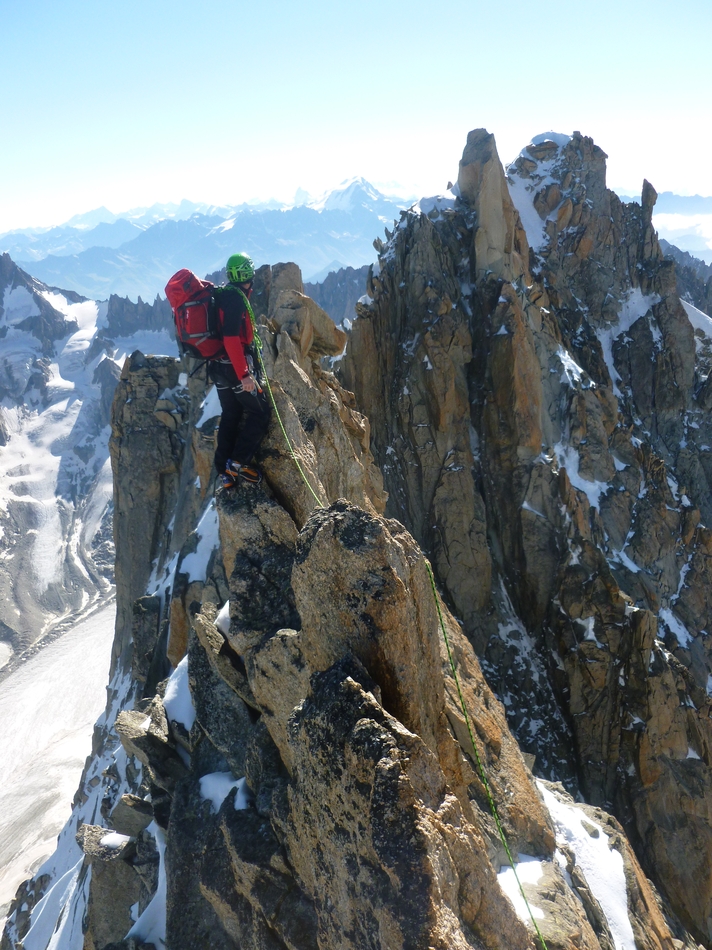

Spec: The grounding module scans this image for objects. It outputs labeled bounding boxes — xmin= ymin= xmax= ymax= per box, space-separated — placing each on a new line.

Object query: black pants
xmin=209 ymin=362 xmax=271 ymax=473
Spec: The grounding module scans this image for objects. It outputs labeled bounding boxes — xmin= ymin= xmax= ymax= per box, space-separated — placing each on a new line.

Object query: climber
xmin=209 ymin=252 xmax=271 ymax=487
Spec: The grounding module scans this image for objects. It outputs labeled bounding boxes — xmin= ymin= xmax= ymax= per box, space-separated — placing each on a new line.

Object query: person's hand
xmin=241 ymin=374 xmax=256 ymax=393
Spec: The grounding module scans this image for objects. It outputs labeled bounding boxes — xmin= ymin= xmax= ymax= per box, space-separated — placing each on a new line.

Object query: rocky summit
xmin=4 ymin=130 xmax=712 ymax=950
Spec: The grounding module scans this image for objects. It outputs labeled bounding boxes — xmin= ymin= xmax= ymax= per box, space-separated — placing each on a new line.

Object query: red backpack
xmin=165 ymin=269 xmax=224 ymax=360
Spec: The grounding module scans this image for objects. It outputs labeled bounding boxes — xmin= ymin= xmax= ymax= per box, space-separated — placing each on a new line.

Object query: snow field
xmin=0 ymin=286 xmax=116 ymax=599
xmin=0 ymin=604 xmax=115 ymax=924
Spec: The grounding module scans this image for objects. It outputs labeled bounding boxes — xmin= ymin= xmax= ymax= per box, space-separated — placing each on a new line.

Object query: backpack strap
xmin=236 ymin=288 xmax=262 ymax=354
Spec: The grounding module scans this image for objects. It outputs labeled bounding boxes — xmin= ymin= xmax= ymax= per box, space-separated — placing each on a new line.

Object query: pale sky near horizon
xmin=2 ymin=0 xmax=711 ymax=233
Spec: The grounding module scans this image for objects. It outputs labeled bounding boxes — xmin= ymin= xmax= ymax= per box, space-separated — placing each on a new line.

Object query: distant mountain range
xmin=4 ymin=179 xmax=710 ymax=304
xmin=0 ymin=180 xmax=408 ymax=302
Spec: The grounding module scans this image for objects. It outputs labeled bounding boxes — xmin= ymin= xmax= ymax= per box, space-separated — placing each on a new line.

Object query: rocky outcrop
xmin=105 ymin=294 xmax=173 ymax=337
xmin=343 ymin=129 xmax=712 ymax=945
xmin=0 ymin=254 xmax=78 ymax=371
xmin=4 ymin=241 xmax=707 ymax=950
xmin=660 ymin=240 xmax=712 ymax=317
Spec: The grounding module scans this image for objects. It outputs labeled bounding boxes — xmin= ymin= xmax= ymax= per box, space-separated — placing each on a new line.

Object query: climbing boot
xmin=225 ymin=459 xmax=263 ymax=486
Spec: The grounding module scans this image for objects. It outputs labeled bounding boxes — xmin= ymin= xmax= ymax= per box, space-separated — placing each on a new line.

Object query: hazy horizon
xmin=2 ymin=0 xmax=711 ymax=234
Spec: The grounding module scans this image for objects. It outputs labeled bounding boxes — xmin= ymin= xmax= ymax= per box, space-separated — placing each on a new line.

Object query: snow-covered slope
xmin=0 ymin=604 xmax=114 ymax=922
xmin=0 ymin=256 xmax=178 ymax=664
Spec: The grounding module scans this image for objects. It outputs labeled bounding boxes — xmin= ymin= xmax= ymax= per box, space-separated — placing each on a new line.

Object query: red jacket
xmin=217 ymin=284 xmax=253 ymax=379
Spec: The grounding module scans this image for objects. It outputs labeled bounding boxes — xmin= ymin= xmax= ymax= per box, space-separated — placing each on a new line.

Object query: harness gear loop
xmin=236 ymin=289 xmax=326 ymax=510
xmin=425 ymin=560 xmax=549 ymax=950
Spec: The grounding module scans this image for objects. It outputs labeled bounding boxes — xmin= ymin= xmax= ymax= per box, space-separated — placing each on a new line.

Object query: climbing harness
xmin=237 ymin=289 xmax=326 ymax=510
xmin=425 ymin=561 xmax=549 ymax=950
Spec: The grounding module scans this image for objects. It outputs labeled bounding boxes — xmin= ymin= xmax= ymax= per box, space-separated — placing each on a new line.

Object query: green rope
xmin=236 ymin=288 xmax=326 ymax=510
xmin=424 ymin=561 xmax=549 ymax=950
xmin=231 ymin=285 xmax=544 ymax=943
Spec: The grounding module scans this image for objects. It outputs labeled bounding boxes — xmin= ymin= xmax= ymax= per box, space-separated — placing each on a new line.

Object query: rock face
xmin=342 ymin=129 xmax=712 ymax=945
xmin=105 ymin=294 xmax=173 ymax=337
xmin=3 ymin=246 xmax=707 ymax=949
xmin=660 ymin=240 xmax=712 ymax=317
xmin=0 ymin=255 xmax=119 ymax=662
xmin=0 ymin=254 xmax=78 ymax=379
xmin=304 ymin=263 xmax=370 ymax=327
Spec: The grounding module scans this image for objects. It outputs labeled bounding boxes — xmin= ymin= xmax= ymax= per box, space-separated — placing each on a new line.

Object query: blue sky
xmin=2 ymin=0 xmax=711 ymax=231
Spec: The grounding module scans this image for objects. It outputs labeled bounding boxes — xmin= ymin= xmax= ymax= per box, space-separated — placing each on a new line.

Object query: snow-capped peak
xmin=529 ymin=131 xmax=572 ymax=149
xmin=309 ymin=177 xmax=388 ymax=213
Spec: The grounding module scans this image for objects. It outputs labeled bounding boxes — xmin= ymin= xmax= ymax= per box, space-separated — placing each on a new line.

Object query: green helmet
xmin=226 ymin=252 xmax=255 ymax=284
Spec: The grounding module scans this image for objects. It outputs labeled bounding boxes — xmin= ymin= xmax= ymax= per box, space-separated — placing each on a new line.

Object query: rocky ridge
xmin=343 ymin=128 xmax=712 ymax=945
xmin=304 ymin=264 xmax=370 ymax=328
xmin=660 ymin=240 xmax=712 ymax=318
xmin=2 ymin=249 xmax=700 ymax=949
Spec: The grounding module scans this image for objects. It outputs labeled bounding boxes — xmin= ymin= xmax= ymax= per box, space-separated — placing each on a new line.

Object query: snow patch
xmin=556 ymin=347 xmax=586 ymax=387
xmin=554 ymin=442 xmax=609 ymax=509
xmin=596 ymin=289 xmax=661 ymax=398
xmin=180 ymin=501 xmax=219 ymax=583
xmin=497 ymin=855 xmax=545 ymax=922
xmin=21 ymin=857 xmax=87 ymax=950
xmin=576 ymin=616 xmax=604 ymax=648
xmin=199 ymin=773 xmax=251 ymax=814
xmin=126 ymin=823 xmax=166 ymax=948
xmin=0 ymin=604 xmax=115 ymax=915
xmin=538 ymin=782 xmax=636 ymax=950
xmin=531 ymin=131 xmax=572 ymax=148
xmin=2 ymin=286 xmax=40 ymax=326
xmin=414 ymin=191 xmax=458 ymax=217
xmin=216 ymin=600 xmax=231 ymax=635
xmin=197 ymin=385 xmax=222 ymax=427
xmin=163 ymin=656 xmax=196 ymax=732
xmin=611 ymin=547 xmax=641 ymax=575
xmin=659 ymin=607 xmax=693 ymax=648
xmin=100 ymin=832 xmax=131 ymax=849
